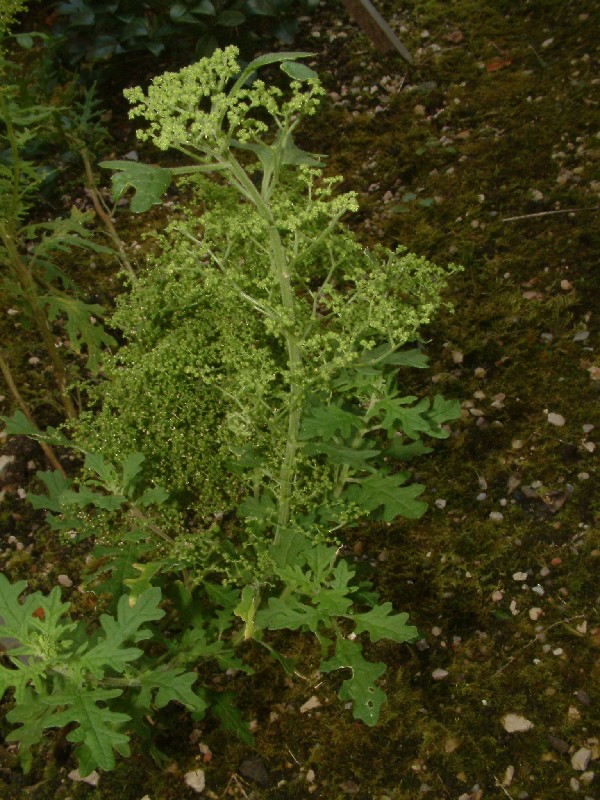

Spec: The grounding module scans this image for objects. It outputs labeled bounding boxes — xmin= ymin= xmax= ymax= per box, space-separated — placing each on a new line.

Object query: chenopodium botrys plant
xmin=0 ymin=47 xmax=461 ymax=777
xmin=94 ymin=46 xmax=461 ymax=708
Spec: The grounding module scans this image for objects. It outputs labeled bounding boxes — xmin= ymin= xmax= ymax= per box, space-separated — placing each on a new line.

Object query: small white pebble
xmin=582 ymin=424 xmax=595 ymax=433
xmin=512 ymin=439 xmax=524 ymax=450
xmin=553 ymin=648 xmax=563 ymax=656
xmin=578 ymin=472 xmax=590 ymax=481
xmin=547 ymin=412 xmax=566 ymax=426
xmin=529 ymin=608 xmax=543 ymax=620
xmin=300 ymin=696 xmax=322 ymax=713
xmin=492 ymin=590 xmax=504 ymax=602
xmin=435 ymin=498 xmax=447 ymax=509
xmin=476 ymin=492 xmax=487 ymax=501
xmin=541 ymin=37 xmax=554 ymax=48
xmin=184 ymin=769 xmax=206 ymax=794
xmin=489 ymin=511 xmax=504 ymax=522
xmin=513 ymin=572 xmax=528 ymax=581
xmin=540 ymin=567 xmax=550 ymax=577
xmin=431 ymin=626 xmax=442 ymax=637
xmin=306 ymin=769 xmax=316 ymax=783
xmin=432 ymin=668 xmax=449 ymax=680
xmin=502 ymin=713 xmax=534 ymax=733
xmin=57 ymin=575 xmax=73 ymax=588
xmin=532 ymin=584 xmax=545 ymax=596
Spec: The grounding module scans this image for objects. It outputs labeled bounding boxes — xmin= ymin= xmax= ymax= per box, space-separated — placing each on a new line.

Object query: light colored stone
xmin=547 ymin=412 xmax=566 ymax=426
xmin=502 ymin=713 xmax=534 ymax=733
xmin=572 ymin=748 xmax=593 ymax=772
xmin=184 ymin=769 xmax=206 ymax=793
xmin=300 ymin=695 xmax=322 ymax=713
xmin=57 ymin=574 xmax=73 ymax=588
xmin=68 ymin=769 xmax=100 ymax=786
xmin=432 ymin=668 xmax=449 ymax=680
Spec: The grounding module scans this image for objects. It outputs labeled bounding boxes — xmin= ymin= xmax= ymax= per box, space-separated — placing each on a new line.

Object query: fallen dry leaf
xmin=487 ymin=58 xmax=512 ymax=72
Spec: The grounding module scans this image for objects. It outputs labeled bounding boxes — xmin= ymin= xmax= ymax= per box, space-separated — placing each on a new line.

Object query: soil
xmin=1 ymin=1 xmax=599 ymax=799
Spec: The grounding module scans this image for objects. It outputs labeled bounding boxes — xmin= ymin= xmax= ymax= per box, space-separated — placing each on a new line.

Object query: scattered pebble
xmin=57 ymin=574 xmax=73 ymax=588
xmin=432 ymin=668 xmax=449 ymax=680
xmin=300 ymin=696 xmax=322 ymax=713
xmin=570 ymin=777 xmax=580 ymax=791
xmin=531 ymin=585 xmax=545 ymax=596
xmin=184 ymin=769 xmax=206 ymax=793
xmin=503 ymin=765 xmax=515 ymax=786
xmin=492 ymin=590 xmax=504 ymax=602
xmin=547 ymin=412 xmax=566 ymax=427
xmin=502 ymin=713 xmax=534 ymax=733
xmin=573 ymin=330 xmax=589 ymax=341
xmin=529 ymin=608 xmax=542 ymax=620
xmin=572 ymin=748 xmax=592 ymax=772
xmin=435 ymin=498 xmax=447 ymax=509
xmin=489 ymin=511 xmax=504 ymax=522
xmin=513 ymin=572 xmax=528 ymax=581
xmin=306 ymin=769 xmax=316 ymax=783
xmin=69 ymin=769 xmax=100 ymax=786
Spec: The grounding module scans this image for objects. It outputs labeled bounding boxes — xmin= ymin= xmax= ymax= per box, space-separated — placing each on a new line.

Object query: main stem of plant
xmin=225 ymin=156 xmax=302 ymax=547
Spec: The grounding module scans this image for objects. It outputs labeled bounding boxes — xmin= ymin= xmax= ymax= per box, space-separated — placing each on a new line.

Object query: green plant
xmin=0 ymin=15 xmax=125 ymax=427
xmin=1 ymin=47 xmax=460 ymax=776
xmin=49 ymin=0 xmax=320 ymax=67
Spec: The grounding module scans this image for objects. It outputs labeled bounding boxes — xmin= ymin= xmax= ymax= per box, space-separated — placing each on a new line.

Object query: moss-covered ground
xmin=1 ymin=0 xmax=599 ymax=798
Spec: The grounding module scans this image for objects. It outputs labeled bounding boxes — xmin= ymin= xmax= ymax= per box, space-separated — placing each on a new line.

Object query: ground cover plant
xmin=0 ymin=44 xmax=460 ymax=779
xmin=0 ymin=0 xmax=599 ymax=798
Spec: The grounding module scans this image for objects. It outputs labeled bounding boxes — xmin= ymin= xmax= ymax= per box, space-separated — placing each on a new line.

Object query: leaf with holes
xmin=320 ymin=638 xmax=387 ymax=725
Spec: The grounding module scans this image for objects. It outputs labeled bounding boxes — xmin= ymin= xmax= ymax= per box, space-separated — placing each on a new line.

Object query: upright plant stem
xmin=80 ymin=148 xmax=136 ymax=280
xmin=225 ymin=156 xmax=304 ymax=543
xmin=0 ymin=224 xmax=77 ymax=419
xmin=0 ymin=349 xmax=66 ymax=477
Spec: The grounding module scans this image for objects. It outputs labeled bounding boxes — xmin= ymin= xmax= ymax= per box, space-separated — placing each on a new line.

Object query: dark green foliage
xmin=49 ymin=0 xmax=321 ymax=66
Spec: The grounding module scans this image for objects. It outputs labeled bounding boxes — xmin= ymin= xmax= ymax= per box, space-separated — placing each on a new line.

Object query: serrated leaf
xmin=28 ymin=470 xmax=73 ymax=513
xmin=345 ymin=473 xmax=427 ymax=522
xmin=100 ymin=161 xmax=172 ymax=213
xmin=84 ymin=451 xmax=117 ymax=485
xmin=6 ymin=688 xmax=55 ymax=773
xmin=320 ymin=638 xmax=386 ymax=725
xmin=212 ymin=691 xmax=254 ymax=744
xmin=303 ymin=440 xmax=380 ymax=469
xmin=137 ymin=485 xmax=169 ymax=507
xmin=312 ymin=587 xmax=352 ymax=617
xmin=82 ymin=588 xmax=164 ymax=676
xmin=255 ymin=596 xmax=323 ymax=633
xmin=0 ymin=573 xmax=29 ymax=635
xmin=90 ymin=529 xmax=154 ymax=599
xmin=44 ymin=295 xmax=117 ymax=372
xmin=47 ymin=688 xmax=130 ymax=774
xmin=427 ymin=394 xmax=461 ymax=433
xmin=383 ymin=438 xmax=433 ymax=461
xmin=1 ymin=410 xmax=71 ymax=448
xmin=121 ymin=452 xmax=145 ymax=493
xmin=123 ymin=561 xmax=164 ymax=601
xmin=352 ymin=602 xmax=418 ymax=643
xmin=204 ymin=582 xmax=240 ymax=610
xmin=300 ymin=404 xmax=362 ymax=441
xmin=138 ymin=667 xmax=206 ymax=711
